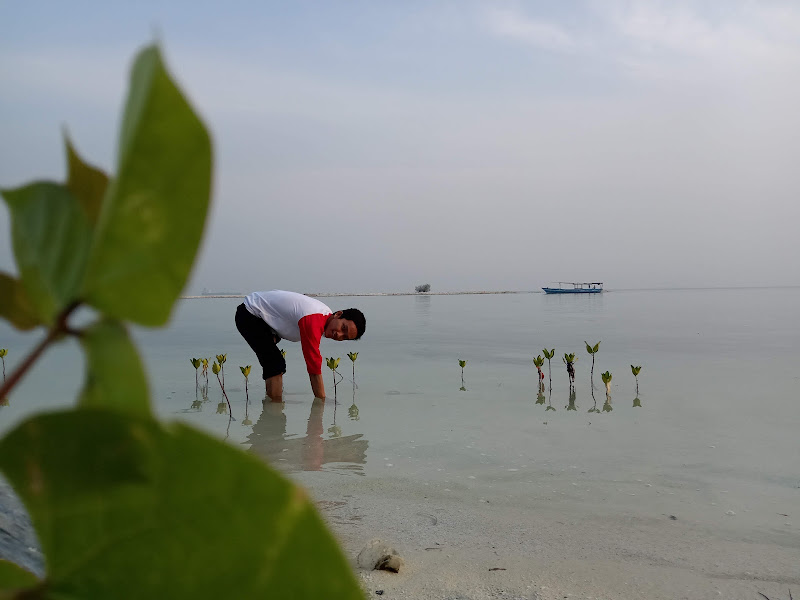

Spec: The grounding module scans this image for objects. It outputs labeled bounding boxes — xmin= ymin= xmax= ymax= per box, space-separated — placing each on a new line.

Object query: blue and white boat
xmin=542 ymin=282 xmax=603 ymax=294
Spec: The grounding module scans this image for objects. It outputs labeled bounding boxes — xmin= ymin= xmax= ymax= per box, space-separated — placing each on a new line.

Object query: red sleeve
xmin=298 ymin=313 xmax=329 ymax=374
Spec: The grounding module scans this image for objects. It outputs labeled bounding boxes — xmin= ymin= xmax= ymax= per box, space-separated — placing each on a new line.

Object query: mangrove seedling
xmin=601 ymin=370 xmax=613 ymax=395
xmin=585 ymin=341 xmax=600 ymax=388
xmin=216 ymin=353 xmax=227 ymax=385
xmin=458 ymin=359 xmax=467 ymax=390
xmin=543 ymin=348 xmax=555 ymax=389
xmin=280 ymin=349 xmax=286 ymax=359
xmin=0 ymin=348 xmax=7 ymax=381
xmin=326 ymin=356 xmax=342 ymax=399
xmin=190 ymin=357 xmax=202 ymax=387
xmin=201 ymin=357 xmax=209 ymax=384
xmin=533 ymin=355 xmax=545 ymax=389
xmin=633 ymin=397 xmax=642 ymax=408
xmin=563 ymin=353 xmax=577 ymax=390
xmin=240 ymin=365 xmax=252 ymax=404
xmin=631 ymin=365 xmax=642 ymax=396
xmin=601 ymin=371 xmax=613 ymax=412
xmin=347 ymin=351 xmax=358 ymax=385
xmin=212 ymin=361 xmax=233 ymax=418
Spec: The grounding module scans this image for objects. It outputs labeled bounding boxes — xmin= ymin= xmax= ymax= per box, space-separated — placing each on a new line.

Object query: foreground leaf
xmin=77 ymin=319 xmax=151 ymax=416
xmin=0 ymin=560 xmax=40 ymax=594
xmin=0 ymin=272 xmax=42 ymax=331
xmin=65 ymin=134 xmax=109 ymax=225
xmin=83 ymin=45 xmax=213 ymax=326
xmin=0 ymin=409 xmax=363 ymax=599
xmin=0 ymin=183 xmax=92 ymax=324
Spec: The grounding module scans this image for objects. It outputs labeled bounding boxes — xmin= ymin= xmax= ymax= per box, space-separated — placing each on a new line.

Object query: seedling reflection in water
xmin=458 ymin=359 xmax=467 ymax=390
xmin=567 ymin=388 xmax=577 ymax=411
xmin=631 ymin=365 xmax=642 ymax=396
xmin=536 ymin=388 xmax=546 ymax=405
xmin=584 ymin=341 xmax=600 ymax=388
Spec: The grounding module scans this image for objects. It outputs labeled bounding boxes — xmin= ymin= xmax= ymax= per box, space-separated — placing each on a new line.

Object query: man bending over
xmin=235 ymin=290 xmax=366 ymax=402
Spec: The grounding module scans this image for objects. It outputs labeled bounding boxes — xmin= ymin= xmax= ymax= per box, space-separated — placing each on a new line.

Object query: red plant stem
xmin=0 ymin=302 xmax=79 ymax=400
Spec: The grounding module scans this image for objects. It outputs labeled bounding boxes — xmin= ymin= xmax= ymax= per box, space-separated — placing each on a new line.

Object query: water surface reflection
xmin=248 ymin=398 xmax=368 ymax=475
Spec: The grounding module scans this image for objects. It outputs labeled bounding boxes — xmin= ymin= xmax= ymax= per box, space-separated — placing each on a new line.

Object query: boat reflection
xmin=248 ymin=397 xmax=368 ymax=475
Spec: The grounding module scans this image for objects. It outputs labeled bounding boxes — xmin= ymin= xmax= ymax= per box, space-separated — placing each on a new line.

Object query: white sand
xmin=300 ymin=472 xmax=799 ymax=600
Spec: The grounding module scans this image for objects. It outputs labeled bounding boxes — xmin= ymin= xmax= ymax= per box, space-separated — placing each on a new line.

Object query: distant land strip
xmin=180 ymin=290 xmax=540 ymax=299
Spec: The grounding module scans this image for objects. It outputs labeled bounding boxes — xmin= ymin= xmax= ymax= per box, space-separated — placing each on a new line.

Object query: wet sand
xmin=300 ymin=472 xmax=800 ymax=600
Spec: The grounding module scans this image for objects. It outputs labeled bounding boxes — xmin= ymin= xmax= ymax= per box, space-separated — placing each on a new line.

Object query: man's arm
xmin=309 ymin=373 xmax=326 ymax=399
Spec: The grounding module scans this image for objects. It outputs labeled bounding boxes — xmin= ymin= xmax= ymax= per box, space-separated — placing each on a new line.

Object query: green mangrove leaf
xmin=0 ymin=272 xmax=42 ymax=331
xmin=347 ymin=352 xmax=358 ymax=362
xmin=0 ymin=409 xmax=363 ymax=599
xmin=0 ymin=182 xmax=92 ymax=324
xmin=83 ymin=45 xmax=212 ymax=327
xmin=0 ymin=559 xmax=40 ymax=591
xmin=212 ymin=362 xmax=220 ymax=375
xmin=593 ymin=342 xmax=600 ymax=353
xmin=78 ymin=319 xmax=150 ymax=416
xmin=65 ymin=133 xmax=109 ymax=225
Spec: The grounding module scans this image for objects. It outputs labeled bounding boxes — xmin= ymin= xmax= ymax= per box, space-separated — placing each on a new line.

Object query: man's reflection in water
xmin=248 ymin=398 xmax=368 ymax=475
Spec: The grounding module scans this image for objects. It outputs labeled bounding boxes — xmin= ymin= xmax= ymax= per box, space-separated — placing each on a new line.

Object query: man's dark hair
xmin=340 ymin=308 xmax=366 ymax=339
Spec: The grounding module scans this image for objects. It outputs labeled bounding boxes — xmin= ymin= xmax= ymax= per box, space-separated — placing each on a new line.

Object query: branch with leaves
xmin=0 ymin=43 xmax=363 ymax=599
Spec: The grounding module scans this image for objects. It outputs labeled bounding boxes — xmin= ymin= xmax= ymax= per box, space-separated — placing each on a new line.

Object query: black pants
xmin=235 ymin=303 xmax=286 ymax=380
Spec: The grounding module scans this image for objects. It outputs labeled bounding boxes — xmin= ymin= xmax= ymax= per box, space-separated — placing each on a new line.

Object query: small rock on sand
xmin=357 ymin=539 xmax=405 ymax=573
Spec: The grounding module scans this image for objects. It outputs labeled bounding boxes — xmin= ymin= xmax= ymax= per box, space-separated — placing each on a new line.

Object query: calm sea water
xmin=1 ymin=289 xmax=798 ymax=538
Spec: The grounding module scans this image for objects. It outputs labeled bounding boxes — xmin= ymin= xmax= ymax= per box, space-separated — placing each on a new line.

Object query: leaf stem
xmin=0 ymin=302 xmax=80 ymax=399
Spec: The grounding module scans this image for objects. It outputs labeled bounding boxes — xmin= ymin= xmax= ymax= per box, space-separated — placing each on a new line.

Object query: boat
xmin=542 ymin=282 xmax=603 ymax=294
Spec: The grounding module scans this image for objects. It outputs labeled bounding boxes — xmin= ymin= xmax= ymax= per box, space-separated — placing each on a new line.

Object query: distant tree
xmin=415 ymin=283 xmax=431 ymax=293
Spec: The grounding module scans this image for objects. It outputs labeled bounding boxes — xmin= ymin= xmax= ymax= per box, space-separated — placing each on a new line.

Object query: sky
xmin=2 ymin=0 xmax=799 ymax=294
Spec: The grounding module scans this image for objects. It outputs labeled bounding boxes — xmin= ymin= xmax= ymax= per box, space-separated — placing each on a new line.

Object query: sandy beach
xmin=2 ymin=455 xmax=798 ymax=599
xmin=301 ymin=472 xmax=799 ymax=600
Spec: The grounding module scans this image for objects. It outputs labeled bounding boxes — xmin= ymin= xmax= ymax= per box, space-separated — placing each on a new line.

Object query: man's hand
xmin=309 ymin=373 xmax=326 ymax=399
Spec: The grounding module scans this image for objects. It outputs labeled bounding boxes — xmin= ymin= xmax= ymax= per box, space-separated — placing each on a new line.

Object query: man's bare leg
xmin=265 ymin=374 xmax=283 ymax=403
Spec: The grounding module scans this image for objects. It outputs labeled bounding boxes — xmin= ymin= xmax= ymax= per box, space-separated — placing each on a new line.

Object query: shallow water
xmin=1 ymin=288 xmax=799 ymax=544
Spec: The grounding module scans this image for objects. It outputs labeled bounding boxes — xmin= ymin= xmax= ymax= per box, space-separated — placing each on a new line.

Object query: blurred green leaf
xmin=0 ymin=272 xmax=42 ymax=331
xmin=78 ymin=319 xmax=150 ymax=417
xmin=65 ymin=133 xmax=109 ymax=225
xmin=83 ymin=45 xmax=212 ymax=326
xmin=1 ymin=182 xmax=92 ymax=324
xmin=0 ymin=409 xmax=363 ymax=599
xmin=0 ymin=559 xmax=40 ymax=591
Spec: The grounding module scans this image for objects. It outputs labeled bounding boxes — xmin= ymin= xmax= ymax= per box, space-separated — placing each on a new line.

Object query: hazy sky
xmin=2 ymin=1 xmax=799 ymax=293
